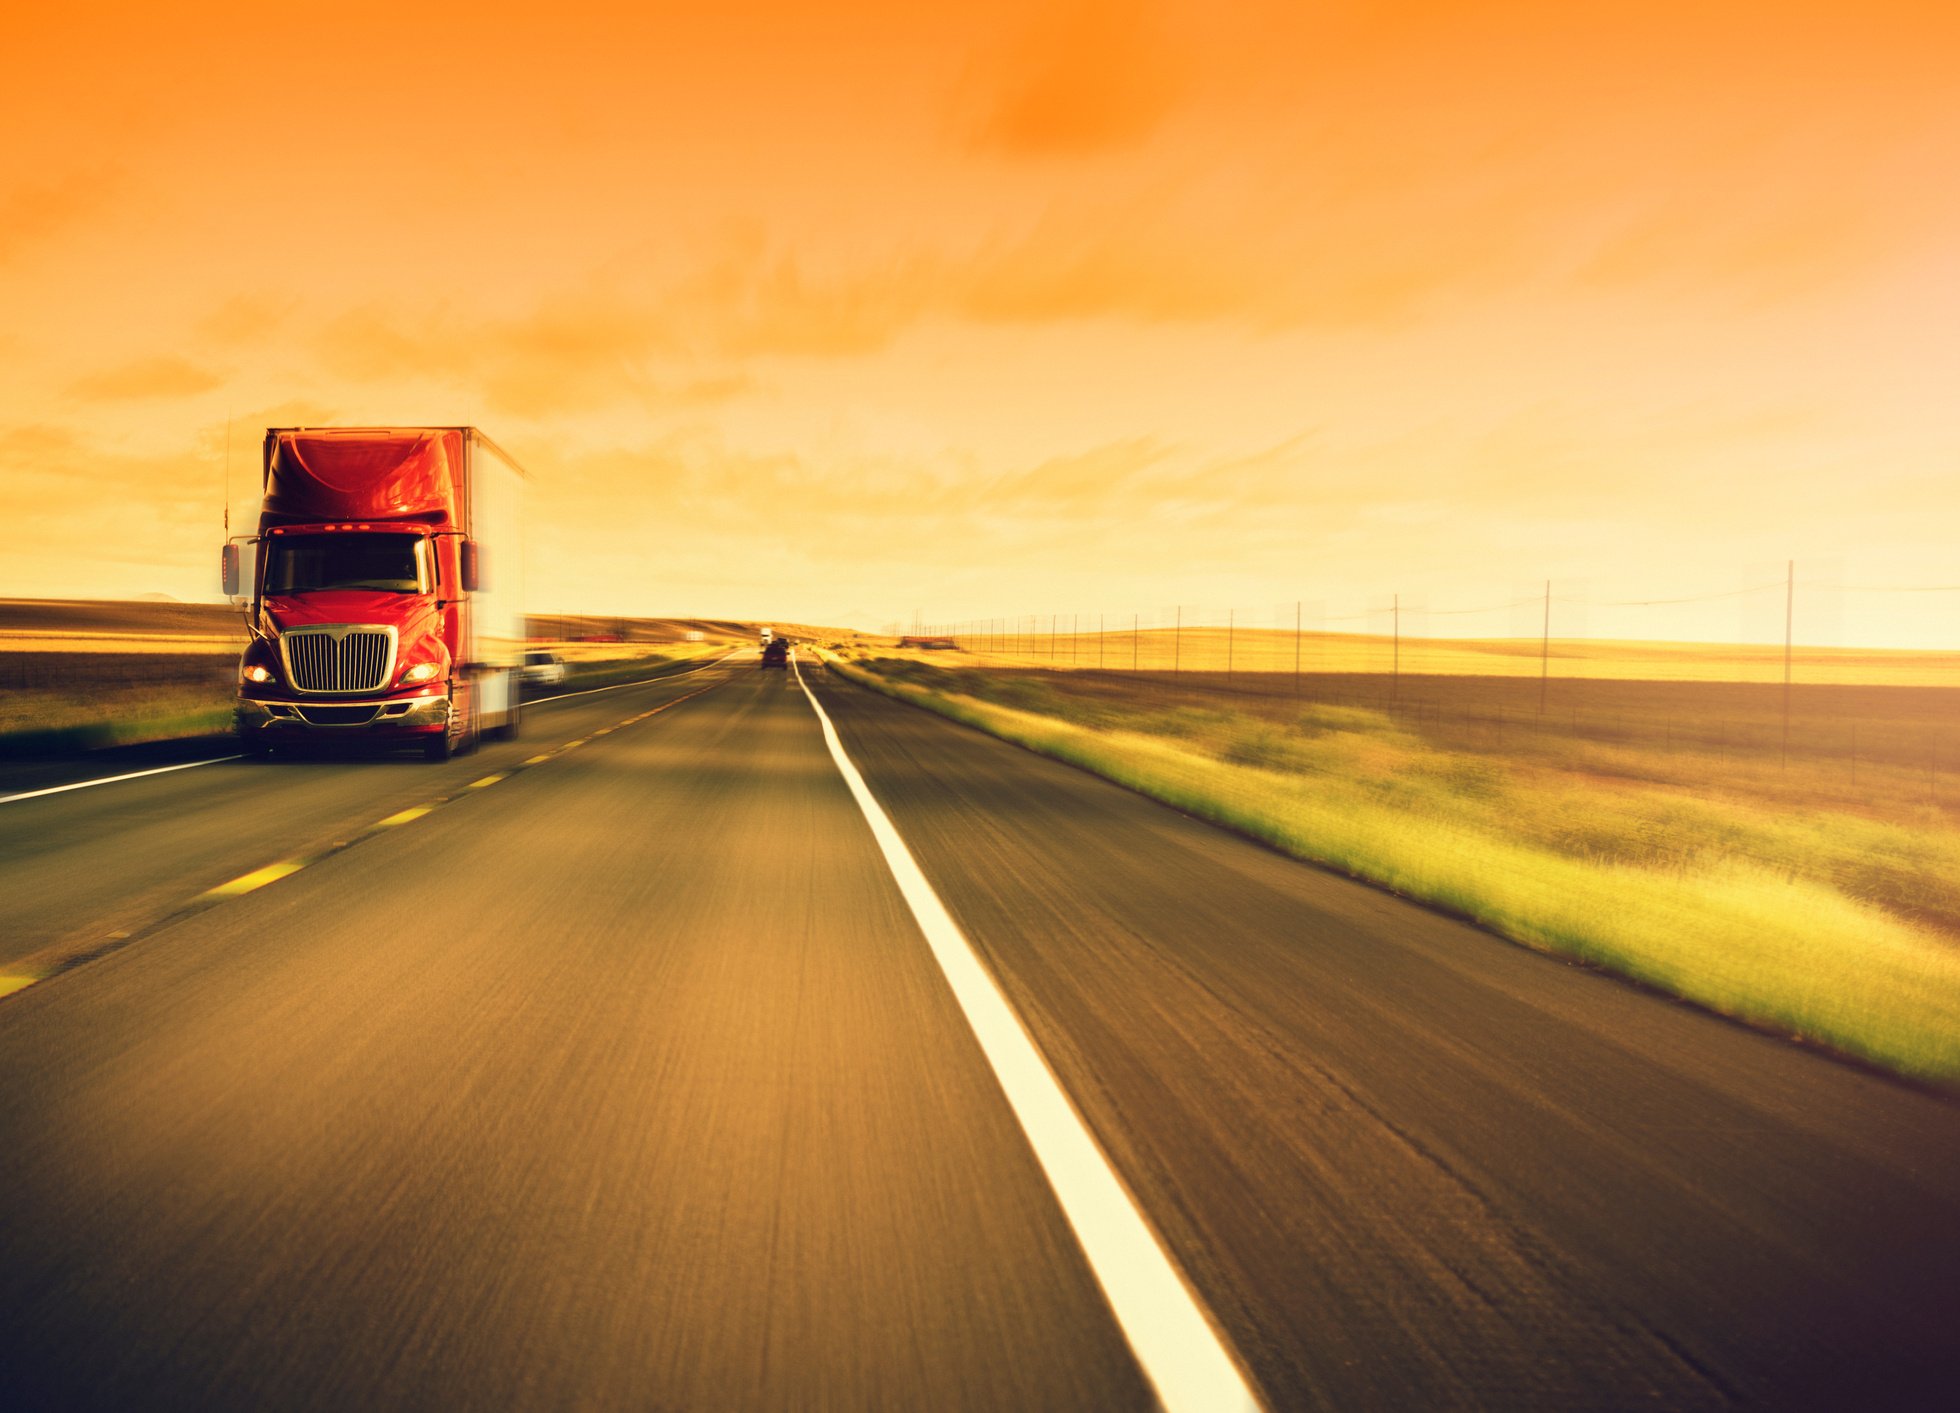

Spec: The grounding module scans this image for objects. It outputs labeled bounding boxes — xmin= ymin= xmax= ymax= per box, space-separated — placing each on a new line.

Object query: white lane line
xmin=0 ymin=755 xmax=243 ymax=806
xmin=527 ymin=650 xmax=740 ymax=706
xmin=791 ymin=655 xmax=1261 ymax=1413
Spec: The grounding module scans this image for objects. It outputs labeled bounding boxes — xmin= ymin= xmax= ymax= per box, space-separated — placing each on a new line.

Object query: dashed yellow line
xmin=0 ymin=672 xmax=731 ymax=1007
xmin=205 ymin=859 xmax=307 ymax=898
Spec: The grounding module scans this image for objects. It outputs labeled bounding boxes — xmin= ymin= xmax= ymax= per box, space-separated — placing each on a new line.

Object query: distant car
xmin=760 ymin=638 xmax=789 ymax=669
xmin=521 ymin=650 xmax=568 ymax=686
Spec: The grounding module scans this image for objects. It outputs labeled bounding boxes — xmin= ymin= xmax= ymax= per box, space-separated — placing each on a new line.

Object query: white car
xmin=521 ymin=650 xmax=568 ymax=686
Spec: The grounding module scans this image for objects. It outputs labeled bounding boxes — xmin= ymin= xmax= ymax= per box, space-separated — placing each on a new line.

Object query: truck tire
xmin=426 ymin=691 xmax=460 ymax=762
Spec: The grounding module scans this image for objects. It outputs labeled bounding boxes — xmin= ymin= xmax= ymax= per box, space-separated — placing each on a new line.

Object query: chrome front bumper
xmin=237 ymin=692 xmax=451 ymax=734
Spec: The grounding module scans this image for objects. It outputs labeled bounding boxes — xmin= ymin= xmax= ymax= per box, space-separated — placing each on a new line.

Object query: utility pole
xmin=1173 ymin=606 xmax=1182 ymax=678
xmin=1294 ymin=600 xmax=1302 ymax=700
xmin=1539 ymin=579 xmax=1551 ymax=717
xmin=1783 ymin=559 xmax=1794 ymax=768
xmin=1133 ymin=612 xmax=1140 ymax=671
xmin=1099 ymin=613 xmax=1104 ymax=670
xmin=1392 ymin=592 xmax=1400 ymax=704
xmin=1227 ymin=608 xmax=1235 ymax=692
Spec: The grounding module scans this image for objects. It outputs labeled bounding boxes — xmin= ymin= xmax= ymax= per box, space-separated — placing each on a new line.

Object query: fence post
xmin=1782 ymin=559 xmax=1794 ymax=768
xmin=1392 ymin=592 xmax=1400 ymax=705
xmin=1539 ymin=578 xmax=1550 ymax=717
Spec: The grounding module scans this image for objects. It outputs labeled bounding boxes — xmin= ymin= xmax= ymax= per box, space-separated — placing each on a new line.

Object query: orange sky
xmin=2 ymin=1 xmax=1956 ymax=644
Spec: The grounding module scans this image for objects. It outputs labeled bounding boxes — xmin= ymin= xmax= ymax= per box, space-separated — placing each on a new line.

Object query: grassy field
xmin=834 ymin=649 xmax=1960 ymax=1085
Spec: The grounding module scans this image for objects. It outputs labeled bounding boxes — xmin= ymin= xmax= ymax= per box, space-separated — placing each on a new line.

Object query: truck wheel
xmin=426 ymin=694 xmax=458 ymax=762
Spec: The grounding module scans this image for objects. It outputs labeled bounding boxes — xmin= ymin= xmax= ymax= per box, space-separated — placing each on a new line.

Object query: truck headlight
xmin=402 ymin=662 xmax=441 ymax=684
xmin=243 ymin=664 xmax=274 ymax=683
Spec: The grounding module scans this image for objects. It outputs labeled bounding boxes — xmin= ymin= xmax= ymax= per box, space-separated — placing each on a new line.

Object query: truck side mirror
xmin=461 ymin=540 xmax=485 ymax=592
xmin=221 ymin=544 xmax=240 ymax=597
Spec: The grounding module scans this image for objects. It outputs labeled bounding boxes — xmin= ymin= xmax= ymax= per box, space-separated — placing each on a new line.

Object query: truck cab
xmin=225 ymin=428 xmax=526 ymax=761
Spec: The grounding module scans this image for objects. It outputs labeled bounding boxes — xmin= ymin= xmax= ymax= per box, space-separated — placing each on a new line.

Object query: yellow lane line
xmin=0 ymin=674 xmax=732 ymax=1008
xmin=205 ymin=860 xmax=306 ymax=898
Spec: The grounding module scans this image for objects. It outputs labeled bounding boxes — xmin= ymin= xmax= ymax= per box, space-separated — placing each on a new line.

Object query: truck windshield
xmin=264 ymin=534 xmax=429 ymax=594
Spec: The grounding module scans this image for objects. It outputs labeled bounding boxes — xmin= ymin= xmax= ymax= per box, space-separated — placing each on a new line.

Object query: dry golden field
xmin=958 ymin=622 xmax=1960 ymax=687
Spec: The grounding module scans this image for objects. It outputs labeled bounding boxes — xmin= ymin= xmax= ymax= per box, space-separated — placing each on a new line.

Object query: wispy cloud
xmin=195 ymin=294 xmax=300 ymax=347
xmin=0 ymin=167 xmax=121 ymax=266
xmin=314 ymin=300 xmax=727 ymax=418
xmin=65 ymin=355 xmax=224 ymax=402
xmin=964 ymin=1 xmax=1186 ymax=157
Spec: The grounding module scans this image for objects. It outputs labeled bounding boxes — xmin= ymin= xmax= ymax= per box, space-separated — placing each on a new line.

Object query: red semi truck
xmin=222 ymin=427 xmax=527 ymax=761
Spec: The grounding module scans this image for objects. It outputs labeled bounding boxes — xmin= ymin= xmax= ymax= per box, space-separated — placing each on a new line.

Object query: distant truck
xmin=759 ymin=626 xmax=775 ymax=646
xmin=222 ymin=427 xmax=527 ymax=761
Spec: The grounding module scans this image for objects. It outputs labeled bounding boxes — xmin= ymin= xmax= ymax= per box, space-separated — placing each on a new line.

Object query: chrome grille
xmin=284 ymin=627 xmax=394 ymax=693
xmin=296 ymin=705 xmax=380 ymax=726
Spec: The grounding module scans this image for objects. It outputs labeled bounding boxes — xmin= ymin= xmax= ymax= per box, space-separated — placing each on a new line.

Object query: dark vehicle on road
xmin=760 ymin=637 xmax=790 ymax=669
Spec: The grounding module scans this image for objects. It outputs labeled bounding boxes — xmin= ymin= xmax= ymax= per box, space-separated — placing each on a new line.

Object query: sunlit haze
xmin=3 ymin=1 xmax=1955 ymax=644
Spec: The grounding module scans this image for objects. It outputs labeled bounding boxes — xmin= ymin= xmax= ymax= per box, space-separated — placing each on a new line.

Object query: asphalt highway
xmin=1 ymin=654 xmax=1957 ymax=1410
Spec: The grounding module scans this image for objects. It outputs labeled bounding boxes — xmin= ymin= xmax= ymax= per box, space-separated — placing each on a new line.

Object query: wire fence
xmin=883 ymin=568 xmax=1960 ymax=796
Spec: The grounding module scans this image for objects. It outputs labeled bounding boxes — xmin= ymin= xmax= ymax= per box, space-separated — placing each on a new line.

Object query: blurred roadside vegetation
xmin=0 ymin=600 xmax=753 ymax=757
xmin=834 ymin=651 xmax=1960 ymax=1086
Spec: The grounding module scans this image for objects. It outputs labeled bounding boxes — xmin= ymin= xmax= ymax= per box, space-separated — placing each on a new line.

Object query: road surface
xmin=1 ymin=654 xmax=1956 ymax=1410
